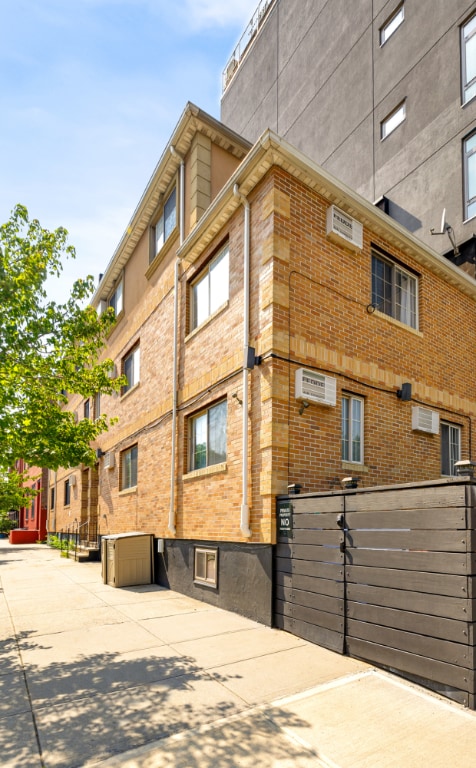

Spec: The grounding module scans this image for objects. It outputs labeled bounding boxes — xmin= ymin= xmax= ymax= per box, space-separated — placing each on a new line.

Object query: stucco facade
xmin=221 ymin=0 xmax=476 ymax=266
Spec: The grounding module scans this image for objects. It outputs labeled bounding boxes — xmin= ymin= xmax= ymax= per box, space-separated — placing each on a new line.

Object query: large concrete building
xmin=221 ymin=0 xmax=476 ymax=271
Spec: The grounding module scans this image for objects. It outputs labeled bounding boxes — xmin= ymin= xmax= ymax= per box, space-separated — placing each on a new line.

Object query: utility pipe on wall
xmin=233 ymin=183 xmax=252 ymax=538
xmin=168 ymin=146 xmax=185 ymax=535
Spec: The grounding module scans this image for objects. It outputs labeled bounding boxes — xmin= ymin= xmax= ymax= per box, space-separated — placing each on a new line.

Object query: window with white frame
xmin=152 ymin=187 xmax=176 ymax=262
xmin=441 ymin=422 xmax=461 ymax=476
xmin=381 ymin=102 xmax=406 ymax=139
xmin=191 ymin=245 xmax=229 ymax=330
xmin=464 ymin=131 xmax=476 ymax=221
xmin=342 ymin=395 xmax=364 ymax=464
xmin=194 ymin=547 xmax=218 ymax=587
xmin=83 ymin=399 xmax=90 ymax=419
xmin=462 ymin=13 xmax=476 ymax=104
xmin=108 ymin=278 xmax=123 ymax=316
xmin=122 ymin=344 xmax=140 ymax=394
xmin=189 ymin=400 xmax=227 ymax=471
xmin=120 ymin=444 xmax=138 ymax=490
xmin=380 ymin=3 xmax=404 ymax=45
xmin=371 ymin=250 xmax=418 ymax=329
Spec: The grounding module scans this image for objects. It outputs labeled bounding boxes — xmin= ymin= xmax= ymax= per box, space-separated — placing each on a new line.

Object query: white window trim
xmin=189 ymin=400 xmax=227 ymax=472
xmin=122 ymin=344 xmax=140 ymax=395
xmin=381 ymin=102 xmax=406 ymax=140
xmin=341 ymin=395 xmax=364 ymax=465
xmin=462 ymin=13 xmax=476 ymax=105
xmin=194 ymin=547 xmax=218 ymax=588
xmin=464 ymin=131 xmax=476 ymax=221
xmin=371 ymin=250 xmax=419 ymax=330
xmin=380 ymin=4 xmax=404 ymax=46
xmin=120 ymin=444 xmax=138 ymax=491
xmin=152 ymin=187 xmax=177 ymax=262
xmin=191 ymin=244 xmax=229 ymax=331
xmin=108 ymin=277 xmax=123 ymax=316
xmin=440 ymin=422 xmax=461 ymax=477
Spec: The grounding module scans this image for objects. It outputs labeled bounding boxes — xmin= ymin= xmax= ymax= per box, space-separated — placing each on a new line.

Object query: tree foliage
xmin=0 ymin=204 xmax=122 ymax=470
xmin=0 ymin=468 xmax=38 ymax=519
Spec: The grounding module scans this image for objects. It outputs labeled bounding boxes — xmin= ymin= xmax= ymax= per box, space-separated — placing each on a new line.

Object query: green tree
xmin=0 ymin=204 xmax=122 ymax=471
xmin=0 ymin=468 xmax=37 ymax=522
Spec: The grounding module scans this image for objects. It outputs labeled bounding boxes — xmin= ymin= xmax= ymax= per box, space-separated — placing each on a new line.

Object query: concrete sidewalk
xmin=1 ymin=540 xmax=475 ymax=768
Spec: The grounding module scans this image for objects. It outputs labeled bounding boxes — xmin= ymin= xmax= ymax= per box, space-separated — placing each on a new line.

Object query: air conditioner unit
xmin=326 ymin=205 xmax=363 ymax=252
xmin=106 ymin=364 xmax=117 ymax=379
xmin=104 ymin=451 xmax=115 ymax=470
xmin=69 ymin=475 xmax=77 ymax=487
xmin=295 ymin=368 xmax=337 ymax=407
xmin=412 ymin=406 xmax=439 ymax=435
xmin=72 ymin=411 xmax=79 ymax=423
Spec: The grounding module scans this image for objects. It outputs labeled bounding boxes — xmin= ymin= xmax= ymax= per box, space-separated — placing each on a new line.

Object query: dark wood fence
xmin=274 ymin=479 xmax=476 ymax=708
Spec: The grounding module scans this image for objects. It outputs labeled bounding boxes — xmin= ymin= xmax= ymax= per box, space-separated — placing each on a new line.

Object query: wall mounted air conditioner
xmin=69 ymin=475 xmax=77 ymax=487
xmin=326 ymin=205 xmax=363 ymax=252
xmin=104 ymin=451 xmax=115 ymax=470
xmin=412 ymin=406 xmax=439 ymax=434
xmin=295 ymin=368 xmax=337 ymax=406
xmin=106 ymin=364 xmax=117 ymax=379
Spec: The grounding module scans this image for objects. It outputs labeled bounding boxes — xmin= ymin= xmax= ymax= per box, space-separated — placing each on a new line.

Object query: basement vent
xmin=412 ymin=406 xmax=439 ymax=435
xmin=104 ymin=451 xmax=115 ymax=470
xmin=326 ymin=205 xmax=363 ymax=252
xmin=295 ymin=368 xmax=337 ymax=406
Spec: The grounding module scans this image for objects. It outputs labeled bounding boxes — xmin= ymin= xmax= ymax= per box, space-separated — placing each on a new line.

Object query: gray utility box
xmin=101 ymin=532 xmax=154 ymax=588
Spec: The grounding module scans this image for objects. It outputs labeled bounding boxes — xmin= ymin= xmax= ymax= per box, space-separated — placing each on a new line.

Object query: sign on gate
xmin=277 ymin=500 xmax=293 ymax=534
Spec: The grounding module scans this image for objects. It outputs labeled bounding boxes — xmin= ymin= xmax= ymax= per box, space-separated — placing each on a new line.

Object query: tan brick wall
xmin=50 ymin=161 xmax=476 ymax=549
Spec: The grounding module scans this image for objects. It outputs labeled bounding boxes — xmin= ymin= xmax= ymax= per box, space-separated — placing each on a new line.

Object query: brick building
xmin=49 ymin=103 xmax=476 ymax=622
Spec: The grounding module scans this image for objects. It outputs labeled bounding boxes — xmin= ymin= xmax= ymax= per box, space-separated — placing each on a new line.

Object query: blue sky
xmin=1 ymin=0 xmax=258 ymax=301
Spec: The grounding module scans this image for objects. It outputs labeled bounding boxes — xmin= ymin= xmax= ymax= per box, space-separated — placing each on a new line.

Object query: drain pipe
xmin=233 ymin=183 xmax=252 ymax=538
xmin=168 ymin=145 xmax=185 ymax=535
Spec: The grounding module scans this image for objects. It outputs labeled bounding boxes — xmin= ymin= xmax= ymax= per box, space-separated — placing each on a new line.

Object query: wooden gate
xmin=274 ymin=493 xmax=346 ymax=653
xmin=274 ymin=479 xmax=476 ymax=708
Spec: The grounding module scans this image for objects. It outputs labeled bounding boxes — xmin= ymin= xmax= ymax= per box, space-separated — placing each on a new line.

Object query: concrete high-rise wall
xmin=221 ymin=0 xmax=476 ymax=259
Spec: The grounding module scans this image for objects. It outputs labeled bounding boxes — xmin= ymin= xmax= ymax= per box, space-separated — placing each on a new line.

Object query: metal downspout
xmin=233 ymin=184 xmax=252 ymax=538
xmin=169 ymin=146 xmax=185 ymax=534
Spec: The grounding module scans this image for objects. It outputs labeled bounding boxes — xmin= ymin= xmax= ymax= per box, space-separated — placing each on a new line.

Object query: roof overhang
xmin=91 ymin=102 xmax=251 ymax=305
xmin=177 ymin=130 xmax=476 ymax=301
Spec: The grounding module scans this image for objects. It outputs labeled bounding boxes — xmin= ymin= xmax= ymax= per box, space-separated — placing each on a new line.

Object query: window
xmin=380 ymin=4 xmax=404 ymax=45
xmin=152 ymin=188 xmax=176 ymax=262
xmin=120 ymin=445 xmax=138 ymax=490
xmin=50 ymin=487 xmax=55 ymax=511
xmin=441 ymin=423 xmax=461 ymax=476
xmin=191 ymin=245 xmax=229 ymax=330
xmin=109 ymin=278 xmax=123 ymax=316
xmin=462 ymin=14 xmax=476 ymax=104
xmin=194 ymin=547 xmax=218 ymax=587
xmin=83 ymin=399 xmax=90 ymax=419
xmin=371 ymin=251 xmax=418 ymax=329
xmin=464 ymin=132 xmax=476 ymax=220
xmin=64 ymin=479 xmax=71 ymax=506
xmin=381 ymin=102 xmax=406 ymax=139
xmin=189 ymin=400 xmax=227 ymax=471
xmin=122 ymin=344 xmax=140 ymax=394
xmin=342 ymin=395 xmax=364 ymax=464
xmin=94 ymin=393 xmax=101 ymax=419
